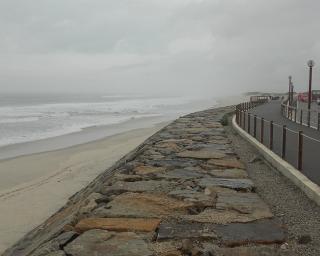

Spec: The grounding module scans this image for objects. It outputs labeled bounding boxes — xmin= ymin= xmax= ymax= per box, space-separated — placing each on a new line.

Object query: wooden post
xmin=300 ymin=109 xmax=303 ymax=125
xmin=294 ymin=108 xmax=297 ymax=123
xmin=260 ymin=118 xmax=264 ymax=144
xmin=298 ymin=131 xmax=303 ymax=171
xmin=254 ymin=115 xmax=257 ymax=138
xmin=270 ymin=121 xmax=273 ymax=150
xmin=318 ymin=113 xmax=320 ymax=131
xmin=282 ymin=125 xmax=287 ymax=159
xmin=248 ymin=113 xmax=251 ymax=134
xmin=243 ymin=111 xmax=246 ymax=130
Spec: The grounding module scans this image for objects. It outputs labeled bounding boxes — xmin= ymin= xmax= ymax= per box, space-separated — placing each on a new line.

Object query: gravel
xmin=225 ymin=119 xmax=320 ymax=256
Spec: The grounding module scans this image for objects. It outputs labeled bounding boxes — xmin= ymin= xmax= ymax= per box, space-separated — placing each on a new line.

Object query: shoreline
xmin=0 ymin=115 xmax=170 ymax=161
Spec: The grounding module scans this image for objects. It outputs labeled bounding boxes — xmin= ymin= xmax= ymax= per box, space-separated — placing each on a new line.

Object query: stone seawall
xmin=3 ymin=106 xmax=290 ymax=256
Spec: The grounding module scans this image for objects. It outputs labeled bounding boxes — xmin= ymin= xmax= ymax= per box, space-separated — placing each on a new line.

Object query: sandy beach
xmin=0 ymin=122 xmax=167 ymax=253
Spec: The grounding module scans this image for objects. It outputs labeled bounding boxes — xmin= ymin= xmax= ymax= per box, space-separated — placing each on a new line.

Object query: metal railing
xmin=281 ymin=101 xmax=320 ymax=130
xmin=235 ymin=102 xmax=320 ymax=176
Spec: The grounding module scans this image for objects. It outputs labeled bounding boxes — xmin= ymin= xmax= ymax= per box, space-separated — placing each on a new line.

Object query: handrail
xmin=281 ymin=101 xmax=320 ymax=130
xmin=235 ymin=101 xmax=320 ymax=172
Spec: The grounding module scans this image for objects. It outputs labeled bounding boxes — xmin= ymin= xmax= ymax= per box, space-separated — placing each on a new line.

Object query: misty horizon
xmin=0 ymin=0 xmax=319 ymax=96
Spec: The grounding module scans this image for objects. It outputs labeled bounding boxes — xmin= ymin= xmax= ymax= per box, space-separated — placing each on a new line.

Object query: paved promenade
xmin=4 ymin=106 xmax=289 ymax=256
xmin=248 ymin=101 xmax=320 ymax=186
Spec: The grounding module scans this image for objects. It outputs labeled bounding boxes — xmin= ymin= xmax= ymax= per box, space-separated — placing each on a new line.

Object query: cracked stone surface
xmin=199 ymin=177 xmax=255 ymax=191
xmin=64 ymin=230 xmax=153 ymax=256
xmin=207 ymin=158 xmax=246 ymax=169
xmin=75 ymin=218 xmax=161 ymax=233
xmin=157 ymin=221 xmax=218 ymax=240
xmin=100 ymin=180 xmax=177 ymax=194
xmin=176 ymin=150 xmax=226 ymax=159
xmin=214 ymin=219 xmax=286 ymax=246
xmin=92 ymin=192 xmax=193 ymax=218
xmin=3 ymin=106 xmax=291 ymax=256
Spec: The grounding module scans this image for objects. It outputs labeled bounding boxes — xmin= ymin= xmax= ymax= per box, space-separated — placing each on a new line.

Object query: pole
xmin=307 ymin=60 xmax=315 ymax=127
xmin=254 ymin=115 xmax=257 ymax=138
xmin=270 ymin=121 xmax=273 ymax=150
xmin=298 ymin=131 xmax=303 ymax=171
xmin=261 ymin=118 xmax=264 ymax=144
xmin=282 ymin=125 xmax=286 ymax=159
xmin=288 ymin=76 xmax=292 ymax=106
xmin=248 ymin=113 xmax=251 ymax=134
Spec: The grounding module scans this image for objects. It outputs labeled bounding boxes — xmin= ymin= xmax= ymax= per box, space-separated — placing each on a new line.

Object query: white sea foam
xmin=0 ymin=95 xmax=212 ymax=147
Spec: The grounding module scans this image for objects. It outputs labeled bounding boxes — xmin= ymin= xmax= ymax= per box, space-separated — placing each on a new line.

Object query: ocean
xmin=0 ymin=94 xmax=217 ymax=148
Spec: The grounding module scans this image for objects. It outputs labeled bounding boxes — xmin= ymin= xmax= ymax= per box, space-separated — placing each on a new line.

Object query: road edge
xmin=232 ymin=115 xmax=320 ymax=206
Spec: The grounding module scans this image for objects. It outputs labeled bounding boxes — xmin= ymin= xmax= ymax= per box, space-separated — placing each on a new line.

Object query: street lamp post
xmin=288 ymin=76 xmax=293 ymax=119
xmin=307 ymin=60 xmax=315 ymax=127
xmin=288 ymin=76 xmax=292 ymax=106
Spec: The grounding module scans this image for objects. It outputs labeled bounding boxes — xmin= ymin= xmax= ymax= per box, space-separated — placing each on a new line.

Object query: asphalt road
xmin=243 ymin=100 xmax=320 ymax=186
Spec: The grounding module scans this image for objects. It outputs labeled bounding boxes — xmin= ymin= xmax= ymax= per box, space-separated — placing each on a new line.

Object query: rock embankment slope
xmin=3 ymin=106 xmax=290 ymax=256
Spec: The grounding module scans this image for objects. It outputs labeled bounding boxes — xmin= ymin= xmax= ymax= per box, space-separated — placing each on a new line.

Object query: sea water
xmin=0 ymin=93 xmax=216 ymax=148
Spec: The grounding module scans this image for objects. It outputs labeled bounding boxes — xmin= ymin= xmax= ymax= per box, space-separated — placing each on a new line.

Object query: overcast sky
xmin=0 ymin=0 xmax=319 ymax=96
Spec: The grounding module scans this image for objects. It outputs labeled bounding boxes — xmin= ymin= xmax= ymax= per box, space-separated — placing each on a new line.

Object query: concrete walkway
xmin=3 ymin=106 xmax=290 ymax=256
xmin=248 ymin=100 xmax=320 ymax=186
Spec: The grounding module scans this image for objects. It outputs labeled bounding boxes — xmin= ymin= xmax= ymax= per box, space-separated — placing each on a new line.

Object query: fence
xmin=235 ymin=102 xmax=320 ymax=184
xmin=281 ymin=101 xmax=320 ymax=130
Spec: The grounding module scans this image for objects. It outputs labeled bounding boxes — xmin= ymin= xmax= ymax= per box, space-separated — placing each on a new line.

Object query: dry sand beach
xmin=0 ymin=123 xmax=166 ymax=253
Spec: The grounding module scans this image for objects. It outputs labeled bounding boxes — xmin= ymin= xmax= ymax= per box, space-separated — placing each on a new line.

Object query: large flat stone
xmin=208 ymin=158 xmax=245 ymax=169
xmin=182 ymin=207 xmax=271 ymax=224
xmin=156 ymin=169 xmax=205 ymax=180
xmin=199 ymin=178 xmax=255 ymax=191
xmin=216 ymin=191 xmax=273 ymax=216
xmin=93 ymin=192 xmax=193 ymax=218
xmin=206 ymin=168 xmax=248 ymax=178
xmin=133 ymin=165 xmax=166 ymax=175
xmin=176 ymin=150 xmax=226 ymax=159
xmin=168 ymin=189 xmax=216 ymax=206
xmin=112 ymin=174 xmax=142 ymax=182
xmin=155 ymin=141 xmax=181 ymax=152
xmin=183 ymin=128 xmax=212 ymax=134
xmin=146 ymin=159 xmax=199 ymax=169
xmin=214 ymin=219 xmax=286 ymax=246
xmin=75 ymin=218 xmax=161 ymax=233
xmin=64 ymin=230 xmax=153 ymax=256
xmin=101 ymin=180 xmax=176 ymax=195
xmin=157 ymin=221 xmax=217 ymax=240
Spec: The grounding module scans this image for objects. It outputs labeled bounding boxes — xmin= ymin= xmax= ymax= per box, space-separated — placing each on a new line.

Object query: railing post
xmin=270 ymin=121 xmax=273 ymax=150
xmin=243 ymin=111 xmax=246 ymax=130
xmin=294 ymin=108 xmax=297 ymax=123
xmin=307 ymin=110 xmax=310 ymax=127
xmin=253 ymin=115 xmax=257 ymax=138
xmin=282 ymin=125 xmax=287 ymax=159
xmin=298 ymin=131 xmax=303 ymax=171
xmin=248 ymin=113 xmax=251 ymax=134
xmin=260 ymin=118 xmax=264 ymax=144
xmin=318 ymin=113 xmax=320 ymax=131
xmin=300 ymin=109 xmax=303 ymax=125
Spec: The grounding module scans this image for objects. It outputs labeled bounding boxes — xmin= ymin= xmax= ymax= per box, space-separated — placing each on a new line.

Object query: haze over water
xmin=0 ymin=93 xmax=216 ymax=148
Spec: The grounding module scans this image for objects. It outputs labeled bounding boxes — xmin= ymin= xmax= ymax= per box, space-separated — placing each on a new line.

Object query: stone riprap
xmin=3 ymin=106 xmax=290 ymax=256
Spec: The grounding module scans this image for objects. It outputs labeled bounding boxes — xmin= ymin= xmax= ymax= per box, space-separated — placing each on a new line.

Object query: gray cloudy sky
xmin=0 ymin=0 xmax=319 ymax=96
